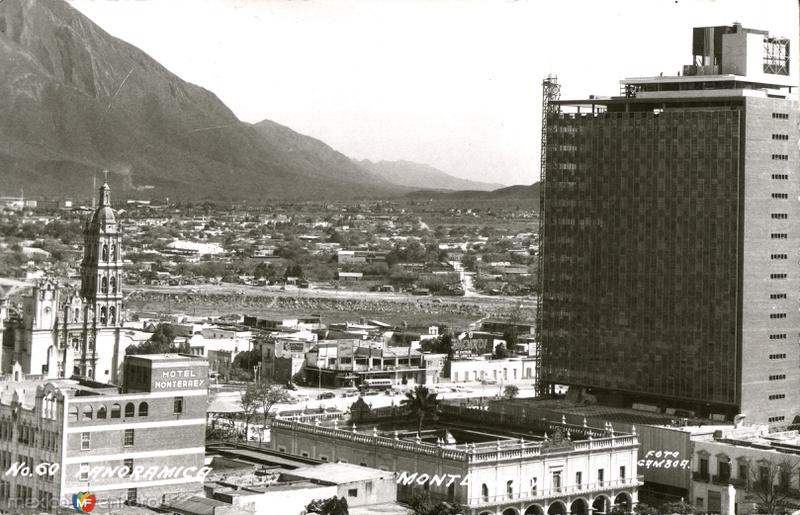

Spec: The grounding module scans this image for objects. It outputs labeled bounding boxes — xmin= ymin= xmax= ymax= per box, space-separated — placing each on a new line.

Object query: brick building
xmin=0 ymin=353 xmax=208 ymax=513
xmin=540 ymin=24 xmax=799 ymax=425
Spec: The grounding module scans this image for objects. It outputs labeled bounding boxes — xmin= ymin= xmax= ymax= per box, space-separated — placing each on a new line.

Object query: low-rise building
xmin=304 ymin=340 xmax=446 ymax=387
xmin=203 ymin=442 xmax=398 ymax=514
xmin=690 ymin=425 xmax=800 ymax=515
xmin=0 ymin=353 xmax=208 ymax=513
xmin=337 ymin=250 xmax=388 ymax=265
xmin=272 ymin=404 xmax=641 ymax=515
xmin=449 ymin=357 xmax=537 ymax=384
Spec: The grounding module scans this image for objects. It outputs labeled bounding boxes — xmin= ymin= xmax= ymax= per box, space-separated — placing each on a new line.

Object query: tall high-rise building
xmin=540 ymin=24 xmax=798 ymax=425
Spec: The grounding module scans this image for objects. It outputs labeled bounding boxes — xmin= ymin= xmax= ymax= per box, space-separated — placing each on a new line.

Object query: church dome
xmin=92 ymin=206 xmax=116 ymax=225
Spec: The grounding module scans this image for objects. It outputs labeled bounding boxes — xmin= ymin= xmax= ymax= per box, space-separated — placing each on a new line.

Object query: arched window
xmin=125 ymin=403 xmax=135 ymax=418
xmin=110 ymin=403 xmax=121 ymax=419
xmin=101 ymin=277 xmax=108 ymax=294
xmin=100 ymin=307 xmax=107 ymax=325
xmin=110 ymin=276 xmax=116 ymax=294
xmin=41 ymin=396 xmax=50 ymax=418
xmin=506 ymin=480 xmax=514 ymax=499
xmin=447 ymin=482 xmax=455 ymax=500
xmin=69 ymin=406 xmax=78 ymax=422
xmin=73 ymin=308 xmax=80 ymax=323
xmin=138 ymin=402 xmax=149 ymax=417
xmin=109 ymin=306 xmax=116 ymax=325
xmin=82 ymin=406 xmax=93 ymax=421
xmin=102 ymin=244 xmax=109 ymax=261
xmin=110 ymin=245 xmax=117 ymax=261
xmin=481 ymin=484 xmax=489 ymax=502
xmin=97 ymin=406 xmax=107 ymax=419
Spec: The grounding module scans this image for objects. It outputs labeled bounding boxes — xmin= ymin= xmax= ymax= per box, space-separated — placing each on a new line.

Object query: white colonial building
xmin=691 ymin=425 xmax=800 ymax=514
xmin=271 ymin=403 xmax=640 ymax=515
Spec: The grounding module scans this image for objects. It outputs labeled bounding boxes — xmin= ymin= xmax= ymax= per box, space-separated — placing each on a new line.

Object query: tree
xmin=253 ymin=262 xmax=270 ymax=278
xmin=501 ymin=329 xmax=518 ymax=349
xmin=408 ymin=492 xmax=466 ymax=515
xmin=239 ymin=383 xmax=261 ymax=442
xmin=654 ymin=499 xmax=697 ymax=514
xmin=285 ymin=261 xmax=304 ymax=279
xmin=229 ymin=367 xmax=252 ymax=382
xmin=493 ymin=342 xmax=508 ymax=359
xmin=503 ymin=385 xmax=520 ymax=399
xmin=232 ymin=350 xmax=261 ymax=378
xmin=632 ymin=502 xmax=657 ymax=514
xmin=126 ymin=324 xmax=190 ymax=355
xmin=420 ymin=334 xmax=453 ymax=358
xmin=401 ymin=385 xmax=440 ymax=437
xmin=255 ymin=384 xmax=291 ymax=434
xmin=304 ymin=496 xmax=349 ymax=515
xmin=744 ymin=456 xmax=800 ymax=515
xmin=461 ymin=253 xmax=478 ymax=272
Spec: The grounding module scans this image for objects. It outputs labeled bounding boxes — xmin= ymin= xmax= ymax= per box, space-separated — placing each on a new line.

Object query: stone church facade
xmin=1 ymin=181 xmax=127 ymax=384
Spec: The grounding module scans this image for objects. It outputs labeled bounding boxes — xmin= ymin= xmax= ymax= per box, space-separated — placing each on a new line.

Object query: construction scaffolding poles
xmin=536 ymin=75 xmax=561 ymax=398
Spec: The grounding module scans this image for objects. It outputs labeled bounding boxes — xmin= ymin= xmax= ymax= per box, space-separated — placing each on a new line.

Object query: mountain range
xmin=355 ymin=159 xmax=505 ymax=192
xmin=0 ymin=0 xmax=525 ymax=201
xmin=406 ymin=183 xmax=540 ymax=208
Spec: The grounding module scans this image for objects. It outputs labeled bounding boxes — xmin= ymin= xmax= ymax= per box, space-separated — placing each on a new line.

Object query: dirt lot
xmin=127 ymin=284 xmax=536 ymax=327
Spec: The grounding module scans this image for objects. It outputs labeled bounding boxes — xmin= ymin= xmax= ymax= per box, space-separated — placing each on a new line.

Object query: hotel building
xmin=0 ymin=353 xmax=208 ymax=513
xmin=540 ymin=24 xmax=799 ymax=424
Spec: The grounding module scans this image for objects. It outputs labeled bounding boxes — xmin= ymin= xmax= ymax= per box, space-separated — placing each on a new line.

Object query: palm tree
xmin=401 ymin=385 xmax=440 ymax=437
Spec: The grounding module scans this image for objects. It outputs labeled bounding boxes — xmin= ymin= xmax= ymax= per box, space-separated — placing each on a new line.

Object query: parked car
xmin=317 ymin=392 xmax=336 ymax=400
xmin=285 ymin=382 xmax=298 ymax=391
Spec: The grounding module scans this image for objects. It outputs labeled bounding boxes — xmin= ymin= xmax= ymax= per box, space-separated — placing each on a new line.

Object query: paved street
xmin=209 ymin=381 xmax=539 ymax=416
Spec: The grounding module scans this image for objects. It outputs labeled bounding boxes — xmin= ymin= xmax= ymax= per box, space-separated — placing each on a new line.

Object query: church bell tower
xmin=77 ymin=177 xmax=123 ymax=380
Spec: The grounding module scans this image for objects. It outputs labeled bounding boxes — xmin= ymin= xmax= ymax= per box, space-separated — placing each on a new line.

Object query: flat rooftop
xmin=126 ymin=353 xmax=207 ymax=363
xmin=162 ymin=494 xmax=251 ymax=515
xmin=206 ymin=443 xmax=321 ymax=468
xmin=286 ymin=462 xmax=394 ymax=483
xmin=497 ymin=398 xmax=722 ymax=429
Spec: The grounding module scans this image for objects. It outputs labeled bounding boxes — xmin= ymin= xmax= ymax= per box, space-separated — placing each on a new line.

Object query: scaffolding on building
xmin=536 ymin=75 xmax=561 ymax=398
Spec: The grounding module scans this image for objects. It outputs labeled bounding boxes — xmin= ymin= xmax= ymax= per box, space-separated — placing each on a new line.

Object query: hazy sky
xmin=67 ymin=0 xmax=798 ymax=186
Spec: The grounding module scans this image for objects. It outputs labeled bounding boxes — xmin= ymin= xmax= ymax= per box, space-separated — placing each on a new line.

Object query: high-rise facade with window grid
xmin=540 ymin=24 xmax=799 ymax=425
